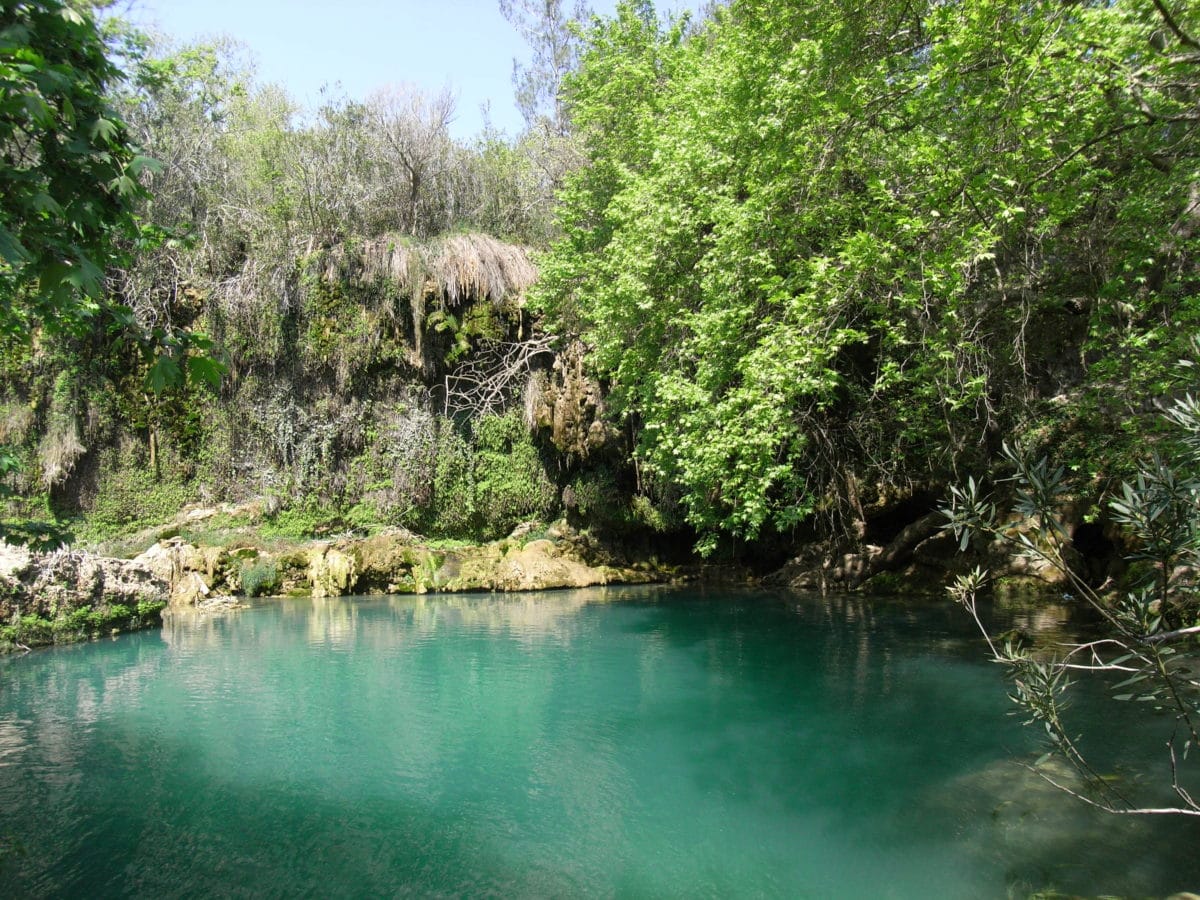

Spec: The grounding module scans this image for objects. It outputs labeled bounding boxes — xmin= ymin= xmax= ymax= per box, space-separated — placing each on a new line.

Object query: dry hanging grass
xmin=39 ymin=422 xmax=85 ymax=487
xmin=213 ymin=248 xmax=301 ymax=335
xmin=322 ymin=232 xmax=537 ymax=308
xmin=326 ymin=236 xmax=418 ymax=296
xmin=426 ymin=233 xmax=537 ymax=307
xmin=0 ymin=402 xmax=34 ymax=444
xmin=359 ymin=237 xmax=414 ymax=286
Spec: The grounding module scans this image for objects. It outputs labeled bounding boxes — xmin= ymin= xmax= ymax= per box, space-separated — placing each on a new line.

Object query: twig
xmin=1151 ymin=0 xmax=1200 ymax=52
xmin=1144 ymin=624 xmax=1200 ymax=644
xmin=1028 ymin=763 xmax=1200 ymax=817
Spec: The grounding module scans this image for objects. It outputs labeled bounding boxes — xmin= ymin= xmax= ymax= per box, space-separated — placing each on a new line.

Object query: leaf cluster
xmin=0 ymin=0 xmax=149 ymax=338
xmin=538 ymin=0 xmax=1200 ymax=552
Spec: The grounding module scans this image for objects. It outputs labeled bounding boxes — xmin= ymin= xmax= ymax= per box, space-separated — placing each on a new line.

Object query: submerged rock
xmin=192 ymin=594 xmax=247 ymax=613
xmin=919 ymin=755 xmax=1154 ymax=895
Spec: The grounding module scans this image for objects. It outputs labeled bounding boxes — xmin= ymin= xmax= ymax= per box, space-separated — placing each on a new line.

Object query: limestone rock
xmin=528 ymin=340 xmax=618 ymax=457
xmin=91 ymin=555 xmax=167 ymax=608
xmin=347 ymin=532 xmax=427 ymax=593
xmin=430 ymin=544 xmax=504 ymax=592
xmin=498 ymin=539 xmax=608 ymax=591
xmin=430 ymin=533 xmax=644 ymax=593
xmin=1 ymin=545 xmax=169 ymax=647
xmin=172 ymin=571 xmax=212 ymax=607
xmin=23 ymin=549 xmax=165 ymax=612
xmin=0 ymin=540 xmax=32 ymax=581
xmin=199 ymin=545 xmax=226 ymax=580
xmin=307 ymin=544 xmax=358 ymax=598
xmin=183 ymin=506 xmax=218 ymax=523
xmin=194 ymin=594 xmax=247 ymax=612
xmin=133 ymin=539 xmax=189 ymax=586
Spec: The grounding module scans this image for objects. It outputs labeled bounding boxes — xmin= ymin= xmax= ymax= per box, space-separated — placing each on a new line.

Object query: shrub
xmin=240 ymin=558 xmax=280 ymax=597
xmin=944 ymin=389 xmax=1200 ymax=818
xmin=473 ymin=411 xmax=557 ymax=538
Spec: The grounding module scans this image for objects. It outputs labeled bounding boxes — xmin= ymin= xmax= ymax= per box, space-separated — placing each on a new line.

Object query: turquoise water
xmin=0 ymin=586 xmax=1197 ymax=897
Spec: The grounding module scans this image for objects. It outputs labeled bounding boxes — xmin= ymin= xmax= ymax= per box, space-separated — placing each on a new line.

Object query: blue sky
xmin=119 ymin=0 xmax=700 ymax=141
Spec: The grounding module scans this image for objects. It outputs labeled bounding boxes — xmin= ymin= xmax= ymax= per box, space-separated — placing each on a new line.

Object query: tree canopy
xmin=537 ymin=0 xmax=1200 ymax=552
xmin=0 ymin=0 xmax=151 ymax=340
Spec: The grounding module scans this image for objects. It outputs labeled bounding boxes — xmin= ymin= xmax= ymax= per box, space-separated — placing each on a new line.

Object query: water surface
xmin=0 ymin=586 xmax=1197 ymax=897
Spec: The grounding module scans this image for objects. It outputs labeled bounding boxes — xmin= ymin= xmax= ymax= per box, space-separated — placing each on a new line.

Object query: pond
xmin=0 ymin=586 xmax=1197 ymax=897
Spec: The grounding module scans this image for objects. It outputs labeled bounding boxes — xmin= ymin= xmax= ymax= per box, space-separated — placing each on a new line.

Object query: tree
xmin=0 ymin=0 xmax=152 ymax=340
xmin=536 ymin=0 xmax=1200 ymax=553
xmin=458 ymin=127 xmax=559 ymax=244
xmin=108 ymin=30 xmax=266 ymax=333
xmin=500 ymin=0 xmax=590 ymax=137
xmin=367 ymin=86 xmax=457 ymax=237
xmin=500 ymin=0 xmax=600 ymax=240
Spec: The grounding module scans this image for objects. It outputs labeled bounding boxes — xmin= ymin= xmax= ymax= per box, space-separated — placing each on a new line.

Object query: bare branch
xmin=442 ymin=336 xmax=554 ymax=418
xmin=1144 ymin=624 xmax=1200 ymax=644
xmin=1028 ymin=763 xmax=1200 ymax=817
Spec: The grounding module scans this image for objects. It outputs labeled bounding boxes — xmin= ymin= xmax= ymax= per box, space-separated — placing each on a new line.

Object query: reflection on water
xmin=161 ymin=588 xmax=609 ymax=656
xmin=1 ymin=586 xmax=1198 ymax=898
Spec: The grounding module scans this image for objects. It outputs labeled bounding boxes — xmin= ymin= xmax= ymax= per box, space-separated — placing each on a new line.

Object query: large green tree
xmin=538 ymin=0 xmax=1200 ymax=552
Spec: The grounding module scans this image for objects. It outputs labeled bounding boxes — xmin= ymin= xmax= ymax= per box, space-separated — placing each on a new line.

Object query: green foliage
xmin=944 ymin=378 xmax=1200 ymax=816
xmin=500 ymin=0 xmax=588 ymax=135
xmin=427 ymin=303 xmax=505 ymax=366
xmin=539 ymin=0 xmax=1200 ymax=551
xmin=300 ymin=270 xmax=377 ymax=375
xmin=81 ymin=450 xmax=193 ymax=540
xmin=239 ymin=557 xmax=278 ymax=597
xmin=567 ymin=465 xmax=627 ymax=527
xmin=262 ymin=497 xmax=344 ymax=539
xmin=0 ymin=515 xmax=71 ymax=550
xmin=335 ymin=407 xmax=563 ymax=541
xmin=136 ymin=599 xmax=166 ymax=619
xmin=0 ymin=443 xmax=18 ymax=499
xmin=0 ymin=10 xmax=568 ymax=543
xmin=1 ymin=597 xmax=162 ymax=650
xmin=0 ymin=0 xmax=146 ymax=337
xmin=464 ymin=131 xmax=560 ymax=244
xmin=472 ymin=410 xmax=558 ymax=537
xmin=630 ymin=492 xmax=677 ymax=533
xmin=252 ymin=408 xmax=559 ymax=543
xmin=9 ymin=614 xmax=53 ymax=645
xmin=0 ymin=3 xmax=221 ymax=399
xmin=425 ymin=421 xmax=477 ymax=536
xmin=562 ymin=460 xmax=682 ymax=536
